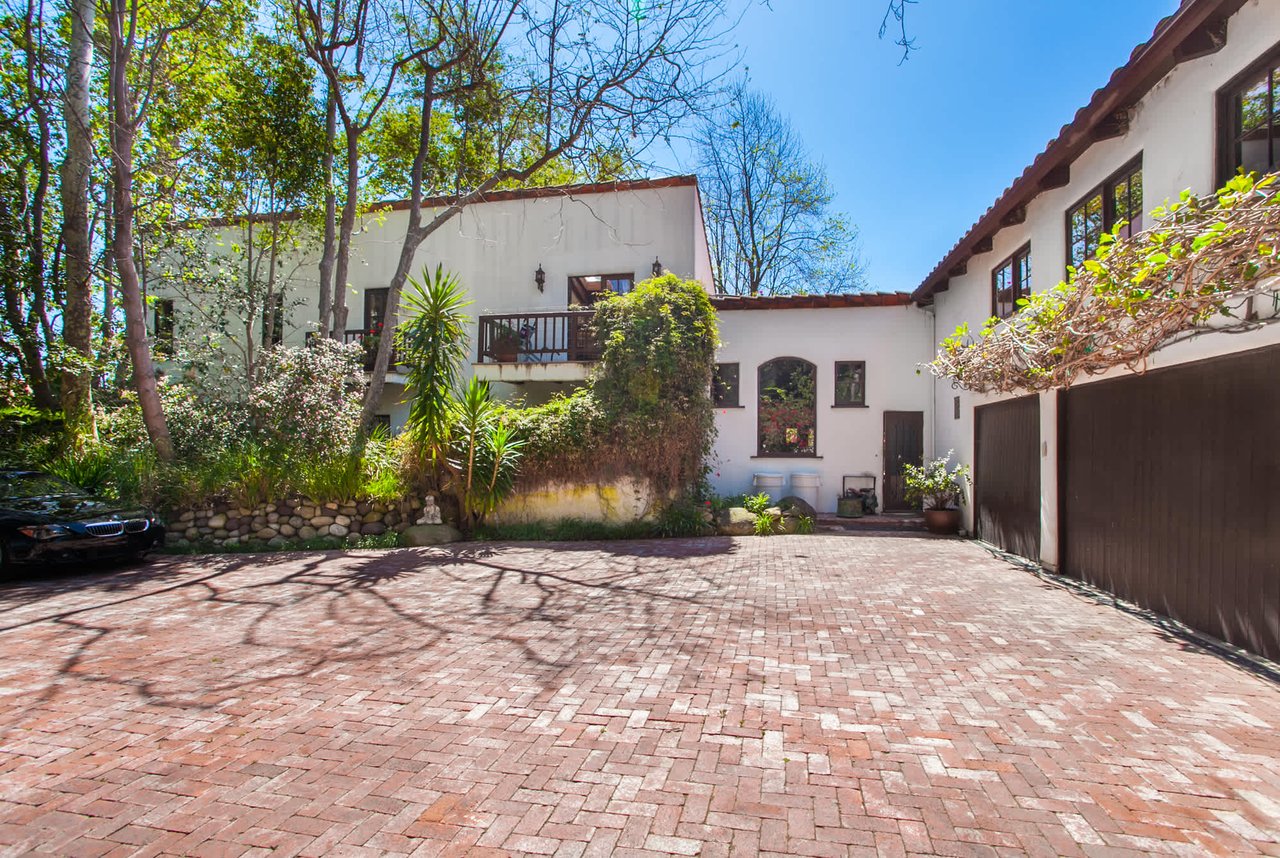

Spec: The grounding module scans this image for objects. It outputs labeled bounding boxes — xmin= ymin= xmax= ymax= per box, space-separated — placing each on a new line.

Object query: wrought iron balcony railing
xmin=476 ymin=310 xmax=600 ymax=364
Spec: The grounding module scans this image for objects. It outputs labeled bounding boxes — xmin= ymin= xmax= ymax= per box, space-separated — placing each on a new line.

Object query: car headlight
xmin=17 ymin=524 xmax=70 ymax=540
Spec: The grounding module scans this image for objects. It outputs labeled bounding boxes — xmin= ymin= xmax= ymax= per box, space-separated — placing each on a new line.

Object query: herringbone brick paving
xmin=1 ymin=535 xmax=1277 ymax=857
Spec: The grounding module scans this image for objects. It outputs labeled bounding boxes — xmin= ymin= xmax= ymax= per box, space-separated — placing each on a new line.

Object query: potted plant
xmin=489 ymin=320 xmax=522 ymax=362
xmin=902 ymin=452 xmax=970 ymax=535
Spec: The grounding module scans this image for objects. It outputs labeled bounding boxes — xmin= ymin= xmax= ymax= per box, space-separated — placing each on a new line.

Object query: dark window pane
xmin=1016 ymin=248 xmax=1031 ymax=301
xmin=569 ymin=273 xmax=634 ymax=306
xmin=713 ymin=363 xmax=740 ymax=407
xmin=364 ymin=288 xmax=388 ymax=333
xmin=758 ymin=358 xmax=816 ymax=455
xmin=1237 ymin=71 xmax=1274 ymax=176
xmin=1240 ymin=72 xmax=1269 ymax=133
xmin=992 ymin=260 xmax=1014 ymax=318
xmin=154 ymin=299 xmax=175 ymax=356
xmin=1128 ymin=169 xmax=1144 ymax=234
xmin=835 ymin=361 xmax=865 ymax=406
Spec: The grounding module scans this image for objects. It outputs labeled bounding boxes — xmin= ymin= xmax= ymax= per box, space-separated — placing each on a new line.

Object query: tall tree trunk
xmin=317 ymin=85 xmax=336 ymax=339
xmin=330 ymin=132 xmax=359 ymax=338
xmin=107 ymin=0 xmax=173 ymax=460
xmin=60 ymin=0 xmax=96 ymax=436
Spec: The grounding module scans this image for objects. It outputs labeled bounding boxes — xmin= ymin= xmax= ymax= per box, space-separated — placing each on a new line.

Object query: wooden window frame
xmin=1065 ymin=154 xmax=1143 ymax=271
xmin=263 ymin=294 xmax=285 ymax=347
xmin=153 ymin=298 xmax=175 ymax=356
xmin=833 ymin=360 xmax=867 ymax=408
xmin=990 ymin=243 xmax=1032 ymax=319
xmin=1217 ymin=39 xmax=1280 ymax=186
xmin=713 ymin=362 xmax=742 ymax=408
xmin=568 ymin=272 xmax=635 ymax=306
xmin=364 ymin=287 xmax=389 ymax=334
xmin=756 ymin=356 xmax=818 ymax=458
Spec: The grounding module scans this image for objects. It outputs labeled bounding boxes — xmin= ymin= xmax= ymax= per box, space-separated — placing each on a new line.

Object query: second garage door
xmin=1061 ymin=344 xmax=1280 ymax=661
xmin=974 ymin=396 xmax=1041 ymax=560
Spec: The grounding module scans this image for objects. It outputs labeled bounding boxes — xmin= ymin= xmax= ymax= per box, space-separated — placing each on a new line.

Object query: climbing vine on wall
xmin=507 ymin=274 xmax=719 ymax=494
xmin=928 ymin=173 xmax=1280 ymax=393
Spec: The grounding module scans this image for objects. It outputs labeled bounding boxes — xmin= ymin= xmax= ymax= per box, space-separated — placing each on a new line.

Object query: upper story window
xmin=569 ymin=273 xmax=634 ymax=306
xmin=1219 ymin=45 xmax=1280 ymax=183
xmin=991 ymin=244 xmax=1031 ymax=319
xmin=263 ymin=295 xmax=284 ymax=347
xmin=713 ymin=363 xmax=740 ymax=407
xmin=1067 ymin=157 xmax=1143 ymax=271
xmin=153 ymin=298 xmax=175 ymax=356
xmin=364 ymin=287 xmax=388 ymax=334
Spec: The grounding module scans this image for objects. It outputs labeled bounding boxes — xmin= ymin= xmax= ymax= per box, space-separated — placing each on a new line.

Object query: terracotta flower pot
xmin=923 ymin=508 xmax=961 ymax=535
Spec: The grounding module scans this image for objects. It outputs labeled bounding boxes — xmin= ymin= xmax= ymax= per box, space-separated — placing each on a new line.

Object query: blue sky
xmin=663 ymin=0 xmax=1181 ymax=294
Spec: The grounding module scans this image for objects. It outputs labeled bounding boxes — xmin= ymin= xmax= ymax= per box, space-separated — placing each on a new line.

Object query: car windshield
xmin=0 ymin=472 xmax=88 ymax=500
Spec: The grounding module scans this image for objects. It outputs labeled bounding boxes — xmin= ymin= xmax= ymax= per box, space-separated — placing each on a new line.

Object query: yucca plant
xmin=397 ymin=265 xmax=471 ymax=471
xmin=448 ymin=379 xmax=525 ymax=529
xmin=398 ymin=267 xmax=525 ymax=532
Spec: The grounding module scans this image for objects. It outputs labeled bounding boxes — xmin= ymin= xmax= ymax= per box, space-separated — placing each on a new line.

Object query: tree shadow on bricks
xmin=0 ymin=543 xmax=747 ymax=734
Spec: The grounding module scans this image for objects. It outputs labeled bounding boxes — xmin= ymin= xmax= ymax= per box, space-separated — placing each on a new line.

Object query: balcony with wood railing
xmin=474 ymin=310 xmax=599 ymax=383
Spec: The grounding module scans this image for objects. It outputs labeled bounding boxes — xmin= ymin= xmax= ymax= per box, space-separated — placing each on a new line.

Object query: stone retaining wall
xmin=168 ymin=496 xmax=440 ymax=550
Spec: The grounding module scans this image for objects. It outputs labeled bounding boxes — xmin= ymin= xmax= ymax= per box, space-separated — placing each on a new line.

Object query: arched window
xmin=758 ymin=357 xmax=817 ymax=456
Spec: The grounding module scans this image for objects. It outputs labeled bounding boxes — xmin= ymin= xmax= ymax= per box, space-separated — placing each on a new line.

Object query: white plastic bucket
xmin=789 ymin=472 xmax=822 ymax=511
xmin=752 ymin=473 xmax=786 ymax=495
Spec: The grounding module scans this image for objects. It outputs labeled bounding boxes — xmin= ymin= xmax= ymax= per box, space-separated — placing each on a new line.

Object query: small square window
xmin=834 ymin=361 xmax=866 ymax=407
xmin=713 ymin=363 xmax=740 ymax=407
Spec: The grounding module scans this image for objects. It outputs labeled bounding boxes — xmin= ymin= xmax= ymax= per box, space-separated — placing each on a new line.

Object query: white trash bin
xmin=790 ymin=472 xmax=822 ymax=511
xmin=752 ymin=472 xmax=785 ymax=498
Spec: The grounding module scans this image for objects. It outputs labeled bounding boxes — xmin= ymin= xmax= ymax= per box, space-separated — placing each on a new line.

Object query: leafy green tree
xmin=348 ymin=0 xmax=732 ymax=431
xmin=168 ymin=34 xmax=328 ymax=379
xmin=0 ymin=0 xmax=62 ymax=411
xmin=60 ymin=0 xmax=97 ymax=436
xmin=102 ymin=0 xmax=249 ymax=459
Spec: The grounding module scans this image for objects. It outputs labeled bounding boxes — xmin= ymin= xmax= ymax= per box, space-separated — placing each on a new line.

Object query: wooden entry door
xmin=882 ymin=411 xmax=924 ymax=512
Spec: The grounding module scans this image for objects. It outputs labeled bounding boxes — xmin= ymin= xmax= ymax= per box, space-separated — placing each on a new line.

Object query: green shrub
xmin=0 ymin=406 xmax=66 ymax=467
xmin=512 ymin=274 xmax=718 ymax=499
xmin=655 ymin=500 xmax=710 ymax=538
xmin=752 ymin=512 xmax=778 ymax=536
xmin=743 ymin=492 xmax=771 ymax=514
xmin=795 ymin=515 xmax=815 ymax=535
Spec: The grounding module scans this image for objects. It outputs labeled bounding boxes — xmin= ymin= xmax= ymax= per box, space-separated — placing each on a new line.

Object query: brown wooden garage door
xmin=1061 ymin=344 xmax=1280 ymax=661
xmin=974 ymin=396 xmax=1041 ymax=560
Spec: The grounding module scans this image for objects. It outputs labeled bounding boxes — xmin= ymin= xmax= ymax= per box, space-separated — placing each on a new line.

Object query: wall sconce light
xmin=652 ymin=256 xmax=662 ymax=277
xmin=535 ymin=264 xmax=545 ymax=292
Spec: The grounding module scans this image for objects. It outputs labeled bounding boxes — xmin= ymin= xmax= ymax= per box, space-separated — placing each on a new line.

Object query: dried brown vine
xmin=928 ymin=172 xmax=1280 ymax=393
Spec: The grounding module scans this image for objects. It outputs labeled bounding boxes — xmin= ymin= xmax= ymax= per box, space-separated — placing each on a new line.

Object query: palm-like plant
xmin=450 ymin=379 xmax=525 ymax=527
xmin=397 ymin=266 xmax=524 ymax=532
xmin=397 ymin=265 xmax=471 ymax=465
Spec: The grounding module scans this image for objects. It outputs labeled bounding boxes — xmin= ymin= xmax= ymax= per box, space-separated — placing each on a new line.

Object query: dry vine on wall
xmin=928 ymin=172 xmax=1280 ymax=394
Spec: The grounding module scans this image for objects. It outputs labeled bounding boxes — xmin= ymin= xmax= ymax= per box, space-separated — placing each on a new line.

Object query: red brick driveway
xmin=1 ymin=535 xmax=1278 ymax=857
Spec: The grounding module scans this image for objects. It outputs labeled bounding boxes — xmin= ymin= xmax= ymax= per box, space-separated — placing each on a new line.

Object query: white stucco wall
xmin=156 ymin=179 xmax=710 ymax=432
xmin=930 ymin=0 xmax=1280 ymax=567
xmin=711 ymin=304 xmax=935 ymax=513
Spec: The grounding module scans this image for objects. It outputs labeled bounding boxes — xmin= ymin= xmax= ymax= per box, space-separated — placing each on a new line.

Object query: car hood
xmin=0 ymin=494 xmax=152 ymax=523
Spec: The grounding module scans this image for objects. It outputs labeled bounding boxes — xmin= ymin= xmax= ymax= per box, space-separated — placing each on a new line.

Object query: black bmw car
xmin=0 ymin=469 xmax=165 ymax=569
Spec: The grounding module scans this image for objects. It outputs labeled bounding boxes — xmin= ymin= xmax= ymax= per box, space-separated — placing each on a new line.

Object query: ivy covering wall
xmin=507 ymin=274 xmax=719 ymax=495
